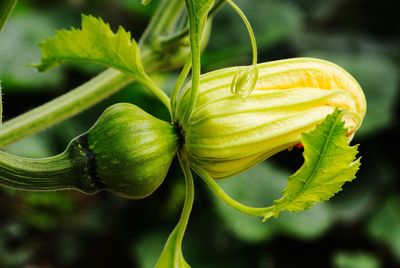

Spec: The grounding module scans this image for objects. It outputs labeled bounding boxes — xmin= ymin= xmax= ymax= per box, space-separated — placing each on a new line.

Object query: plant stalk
xmin=176 ymin=154 xmax=194 ymax=248
xmin=155 ymin=153 xmax=194 ymax=267
xmin=0 ymin=69 xmax=132 ymax=147
xmin=194 ymin=166 xmax=272 ymax=217
xmin=0 ymin=139 xmax=99 ymax=193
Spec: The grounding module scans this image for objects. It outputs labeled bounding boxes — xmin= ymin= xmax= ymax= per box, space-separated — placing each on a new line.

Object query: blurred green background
xmin=0 ymin=0 xmax=399 ymax=267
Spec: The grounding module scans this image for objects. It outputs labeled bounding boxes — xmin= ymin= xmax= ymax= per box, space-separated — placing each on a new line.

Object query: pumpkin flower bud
xmin=174 ymin=58 xmax=366 ymax=179
xmin=83 ymin=103 xmax=179 ymax=198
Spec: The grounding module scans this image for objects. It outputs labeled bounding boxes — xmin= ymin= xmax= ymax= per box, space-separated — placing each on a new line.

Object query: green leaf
xmin=333 ymin=251 xmax=380 ymax=268
xmin=35 ymin=14 xmax=171 ymax=111
xmin=367 ymin=196 xmax=400 ymax=261
xmin=36 ymin=14 xmax=146 ymax=81
xmin=264 ymin=110 xmax=360 ymax=220
xmin=214 ymin=162 xmax=335 ymax=242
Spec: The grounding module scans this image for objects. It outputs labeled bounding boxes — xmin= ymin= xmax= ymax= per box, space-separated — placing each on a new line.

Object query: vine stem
xmin=171 ymin=57 xmax=192 ymax=121
xmin=141 ymin=73 xmax=171 ymax=113
xmin=176 ymin=154 xmax=195 ymax=251
xmin=194 ymin=166 xmax=273 ymax=218
xmin=0 ymin=136 xmax=105 ymax=194
xmin=182 ymin=12 xmax=202 ymax=126
xmin=155 ymin=153 xmax=194 ymax=267
xmin=0 ymin=150 xmax=72 ymax=190
xmin=0 ymin=69 xmax=133 ymax=147
xmin=182 ymin=0 xmax=216 ymax=126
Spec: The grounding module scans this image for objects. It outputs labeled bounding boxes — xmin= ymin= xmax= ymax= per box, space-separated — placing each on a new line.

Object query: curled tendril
xmin=225 ymin=0 xmax=259 ymax=99
xmin=230 ymin=66 xmax=259 ymax=99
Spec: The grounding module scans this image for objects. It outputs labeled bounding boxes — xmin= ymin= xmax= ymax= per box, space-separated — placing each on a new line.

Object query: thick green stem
xmin=0 ymin=151 xmax=75 ymax=190
xmin=176 ymin=154 xmax=194 ymax=246
xmin=0 ymin=69 xmax=133 ymax=147
xmin=0 ymin=138 xmax=98 ymax=193
xmin=194 ymin=166 xmax=272 ymax=217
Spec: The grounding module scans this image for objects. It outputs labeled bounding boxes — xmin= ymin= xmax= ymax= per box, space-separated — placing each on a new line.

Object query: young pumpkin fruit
xmin=0 ymin=103 xmax=179 ymax=199
xmin=174 ymin=58 xmax=366 ymax=178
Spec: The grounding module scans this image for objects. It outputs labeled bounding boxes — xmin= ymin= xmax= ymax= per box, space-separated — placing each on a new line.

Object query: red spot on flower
xmin=294 ymin=143 xmax=303 ymax=149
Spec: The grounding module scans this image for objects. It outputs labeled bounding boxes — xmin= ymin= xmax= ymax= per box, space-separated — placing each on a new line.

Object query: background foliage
xmin=0 ymin=0 xmax=399 ymax=267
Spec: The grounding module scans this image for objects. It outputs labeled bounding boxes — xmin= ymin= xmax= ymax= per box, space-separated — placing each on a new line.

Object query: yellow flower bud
xmin=174 ymin=58 xmax=366 ymax=179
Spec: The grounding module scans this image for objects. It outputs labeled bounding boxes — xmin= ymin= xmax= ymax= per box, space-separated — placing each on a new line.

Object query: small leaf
xmin=36 ymin=15 xmax=146 ymax=81
xmin=264 ymin=110 xmax=360 ymax=220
